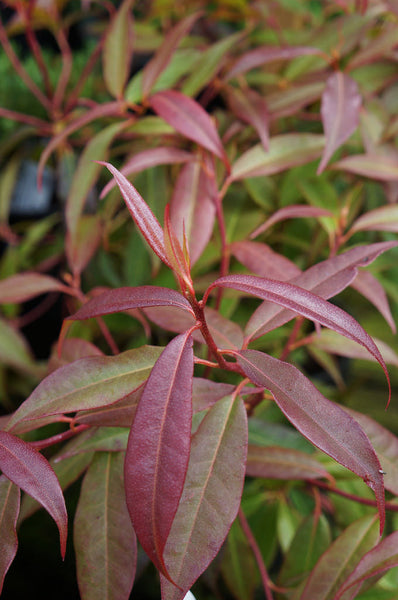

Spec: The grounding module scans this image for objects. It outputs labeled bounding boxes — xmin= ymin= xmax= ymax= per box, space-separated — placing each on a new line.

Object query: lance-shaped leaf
xmin=351 ymin=270 xmax=396 ymax=333
xmin=350 ymin=204 xmax=398 ymax=233
xmin=100 ymin=147 xmax=193 ymax=198
xmin=68 ymin=286 xmax=194 ymax=322
xmin=102 ymin=0 xmax=134 ymax=98
xmin=66 ymin=214 xmax=103 ymax=278
xmin=231 ymin=240 xmax=301 ymax=280
xmin=250 ymin=205 xmax=333 ymax=239
xmin=230 ymin=134 xmax=324 ymax=180
xmin=317 ymin=72 xmax=361 ymax=174
xmin=0 ymin=431 xmax=67 ymax=558
xmin=226 ymin=87 xmax=270 ymax=150
xmin=149 ymin=91 xmax=229 ymax=167
xmin=0 ymin=477 xmax=20 ymax=594
xmin=246 ymin=445 xmax=332 ymax=482
xmin=0 ymin=318 xmax=36 ymax=375
xmin=5 ymin=346 xmax=162 ymax=430
xmin=299 ymin=515 xmax=379 ymax=600
xmin=98 ymin=162 xmax=171 ymax=266
xmin=142 ymin=12 xmax=201 ymax=99
xmin=245 ymin=240 xmax=398 ymax=341
xmin=124 ymin=331 xmax=194 ymax=580
xmin=333 ymin=154 xmax=398 ymax=181
xmin=207 ymin=274 xmax=390 ymax=397
xmin=225 ymin=45 xmax=322 ymax=80
xmin=0 ymin=272 xmax=70 ymax=304
xmin=334 ymin=530 xmax=398 ymax=600
xmin=170 ymin=160 xmax=216 ymax=265
xmin=75 ymin=452 xmax=137 ymax=600
xmin=221 ymin=518 xmax=259 ymax=600
xmin=235 ymin=350 xmax=386 ymax=532
xmin=160 ymin=394 xmax=247 ymax=600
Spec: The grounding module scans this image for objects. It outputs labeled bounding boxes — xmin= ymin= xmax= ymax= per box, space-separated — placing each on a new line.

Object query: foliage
xmin=1 ymin=1 xmax=398 ymax=599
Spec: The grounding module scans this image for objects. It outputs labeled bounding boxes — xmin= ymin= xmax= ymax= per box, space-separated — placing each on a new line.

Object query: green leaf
xmin=0 ymin=477 xmax=20 ymax=594
xmin=102 ymin=0 xmax=134 ymax=98
xmin=74 ymin=452 xmax=136 ymax=600
xmin=221 ymin=518 xmax=259 ymax=600
xmin=0 ymin=318 xmax=36 ymax=375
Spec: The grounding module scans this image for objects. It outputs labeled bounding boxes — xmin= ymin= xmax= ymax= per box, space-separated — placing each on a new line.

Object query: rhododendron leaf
xmin=226 ymin=87 xmax=270 ymax=150
xmin=0 ymin=477 xmax=20 ymax=594
xmin=350 ymin=204 xmax=398 ymax=233
xmin=75 ymin=452 xmax=136 ymax=600
xmin=160 ymin=394 xmax=247 ymax=600
xmin=317 ymin=72 xmax=361 ymax=174
xmin=231 ymin=134 xmax=324 ymax=180
xmin=142 ymin=12 xmax=201 ymax=99
xmin=333 ymin=154 xmax=398 ymax=181
xmin=6 ymin=346 xmax=162 ymax=430
xmin=246 ymin=445 xmax=332 ymax=482
xmin=149 ymin=91 xmax=228 ymax=167
xmin=300 ymin=515 xmax=379 ymax=600
xmin=0 ymin=431 xmax=67 ymax=558
xmin=250 ymin=205 xmax=333 ymax=239
xmin=0 ymin=272 xmax=69 ymax=304
xmin=235 ymin=350 xmax=386 ymax=532
xmin=124 ymin=332 xmax=194 ymax=581
xmin=98 ymin=162 xmax=171 ymax=266
xmin=102 ymin=0 xmax=134 ymax=98
xmin=335 ymin=531 xmax=398 ymax=600
xmin=231 ymin=240 xmax=301 ymax=280
xmin=351 ymin=270 xmax=396 ymax=333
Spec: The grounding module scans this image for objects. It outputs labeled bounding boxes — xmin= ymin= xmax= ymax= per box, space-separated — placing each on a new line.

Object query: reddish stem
xmin=279 ymin=316 xmax=304 ymax=361
xmin=0 ymin=107 xmax=51 ymax=132
xmin=30 ymin=424 xmax=90 ymax=450
xmin=65 ymin=36 xmax=104 ymax=112
xmin=20 ymin=1 xmax=53 ymax=98
xmin=311 ymin=480 xmax=398 ymax=512
xmin=53 ymin=26 xmax=73 ymax=112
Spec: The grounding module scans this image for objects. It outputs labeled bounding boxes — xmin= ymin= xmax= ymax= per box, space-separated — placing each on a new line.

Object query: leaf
xmin=170 ymin=160 xmax=216 ymax=265
xmin=335 ymin=531 xmax=398 ymax=600
xmin=0 ymin=318 xmax=36 ymax=375
xmin=0 ymin=476 xmax=20 ymax=594
xmin=66 ymin=214 xmax=103 ymax=277
xmin=100 ymin=147 xmax=193 ymax=198
xmin=69 ymin=286 xmax=194 ymax=322
xmin=102 ymin=0 xmax=134 ymax=98
xmin=246 ymin=445 xmax=332 ymax=482
xmin=6 ymin=346 xmax=162 ymax=430
xmin=226 ymin=87 xmax=270 ymax=150
xmin=250 ymin=205 xmax=333 ymax=239
xmin=124 ymin=332 xmax=194 ymax=580
xmin=75 ymin=386 xmax=143 ymax=429
xmin=141 ymin=12 xmax=201 ymax=99
xmin=0 ymin=272 xmax=69 ymax=304
xmin=75 ymin=452 xmax=136 ymax=600
xmin=0 ymin=430 xmax=68 ymax=558
xmin=230 ymin=240 xmax=301 ymax=280
xmin=57 ymin=427 xmax=129 ymax=460
xmin=235 ymin=350 xmax=386 ymax=532
xmin=220 ymin=518 xmax=259 ymax=600
xmin=230 ymin=134 xmax=324 ymax=180
xmin=149 ymin=91 xmax=228 ymax=167
xmin=333 ymin=154 xmax=398 ymax=181
xmin=98 ymin=162 xmax=171 ymax=266
xmin=225 ymin=45 xmax=323 ymax=80
xmin=191 ymin=378 xmax=235 ymax=413
xmin=160 ymin=394 xmax=247 ymax=600
xmin=299 ymin=515 xmax=379 ymax=600
xmin=351 ymin=270 xmax=396 ymax=333
xmin=350 ymin=204 xmax=398 ymax=233
xmin=317 ymin=72 xmax=361 ymax=174
xmin=205 ymin=307 xmax=244 ymax=350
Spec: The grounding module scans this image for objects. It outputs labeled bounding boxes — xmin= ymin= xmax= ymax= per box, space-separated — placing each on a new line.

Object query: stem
xmin=21 ymin=2 xmax=53 ymax=98
xmin=30 ymin=424 xmax=90 ymax=450
xmin=53 ymin=25 xmax=73 ymax=112
xmin=279 ymin=317 xmax=304 ymax=361
xmin=190 ymin=298 xmax=230 ymax=370
xmin=311 ymin=480 xmax=398 ymax=512
xmin=0 ymin=107 xmax=51 ymax=131
xmin=64 ymin=36 xmax=104 ymax=112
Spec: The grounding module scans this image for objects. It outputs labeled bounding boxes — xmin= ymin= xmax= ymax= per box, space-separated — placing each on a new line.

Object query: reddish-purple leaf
xmin=66 ymin=215 xmax=103 ymax=278
xmin=0 ymin=272 xmax=70 ymax=304
xmin=231 ymin=240 xmax=301 ymax=280
xmin=250 ymin=205 xmax=333 ymax=239
xmin=68 ymin=286 xmax=194 ymax=322
xmin=226 ymin=87 xmax=270 ymax=150
xmin=98 ymin=162 xmax=171 ymax=266
xmin=317 ymin=72 xmax=361 ymax=174
xmin=142 ymin=12 xmax=201 ymax=99
xmin=47 ymin=338 xmax=104 ymax=373
xmin=205 ymin=306 xmax=244 ymax=350
xmin=245 ymin=241 xmax=398 ymax=341
xmin=335 ymin=530 xmax=398 ymax=600
xmin=144 ymin=305 xmax=196 ymax=335
xmin=350 ymin=204 xmax=398 ymax=233
xmin=0 ymin=477 xmax=20 ymax=594
xmin=351 ymin=269 xmax=396 ymax=333
xmin=124 ymin=332 xmax=194 ymax=580
xmin=170 ymin=160 xmax=216 ymax=265
xmin=235 ymin=350 xmax=385 ymax=532
xmin=0 ymin=431 xmax=68 ymax=557
xmin=191 ymin=378 xmax=235 ymax=413
xmin=160 ymin=394 xmax=247 ymax=600
xmin=75 ymin=386 xmax=144 ymax=429
xmin=149 ymin=91 xmax=229 ymax=167
xmin=246 ymin=445 xmax=333 ymax=482
xmin=333 ymin=154 xmax=398 ymax=181
xmin=225 ymin=45 xmax=323 ymax=80
xmin=100 ymin=147 xmax=193 ymax=198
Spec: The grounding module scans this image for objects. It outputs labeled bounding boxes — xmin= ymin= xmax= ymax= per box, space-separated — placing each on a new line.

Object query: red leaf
xmin=0 ymin=477 xmax=20 ymax=594
xmin=235 ymin=350 xmax=385 ymax=532
xmin=98 ymin=162 xmax=171 ymax=266
xmin=246 ymin=445 xmax=333 ymax=482
xmin=333 ymin=154 xmax=398 ymax=181
xmin=226 ymin=87 xmax=270 ymax=150
xmin=0 ymin=272 xmax=70 ymax=304
xmin=149 ymin=91 xmax=229 ymax=167
xmin=230 ymin=241 xmax=301 ymax=280
xmin=225 ymin=45 xmax=323 ymax=80
xmin=317 ymin=72 xmax=361 ymax=174
xmin=0 ymin=431 xmax=68 ymax=557
xmin=68 ymin=286 xmax=194 ymax=322
xmin=351 ymin=270 xmax=396 ymax=333
xmin=124 ymin=332 xmax=194 ymax=580
xmin=350 ymin=204 xmax=398 ymax=233
xmin=250 ymin=205 xmax=333 ymax=239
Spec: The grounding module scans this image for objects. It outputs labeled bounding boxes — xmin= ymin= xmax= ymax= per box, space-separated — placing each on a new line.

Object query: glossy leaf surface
xmin=0 ymin=477 xmax=20 ymax=594
xmin=124 ymin=332 xmax=194 ymax=579
xmin=235 ymin=350 xmax=385 ymax=531
xmin=160 ymin=394 xmax=247 ymax=600
xmin=0 ymin=431 xmax=67 ymax=557
xmin=75 ymin=452 xmax=136 ymax=600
